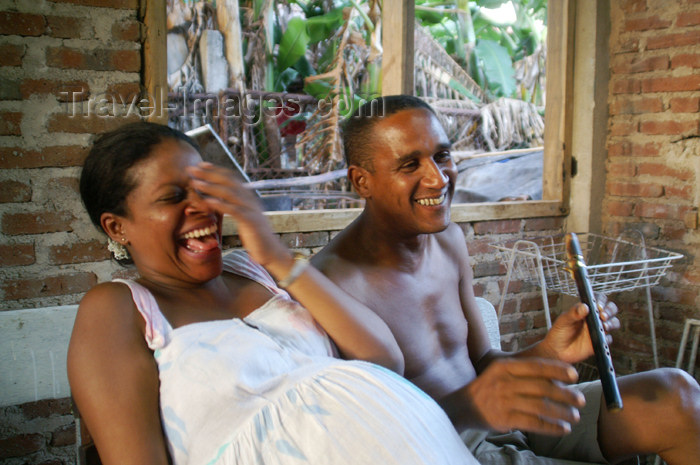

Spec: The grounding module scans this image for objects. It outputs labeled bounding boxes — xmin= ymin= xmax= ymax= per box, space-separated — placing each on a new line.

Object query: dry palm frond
xmin=167 ymin=1 xmax=216 ymax=95
xmin=297 ymin=9 xmax=369 ymax=172
xmin=514 ymin=44 xmax=546 ymax=105
xmin=480 ymin=98 xmax=544 ymax=152
xmin=414 ymin=25 xmax=487 ymax=104
xmin=422 ymin=97 xmax=481 ymax=151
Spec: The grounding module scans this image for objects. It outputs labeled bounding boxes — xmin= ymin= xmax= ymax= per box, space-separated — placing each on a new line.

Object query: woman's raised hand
xmin=186 ymin=162 xmax=291 ymax=268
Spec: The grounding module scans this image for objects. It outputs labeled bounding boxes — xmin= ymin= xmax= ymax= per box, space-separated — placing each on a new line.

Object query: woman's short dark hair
xmin=80 ymin=121 xmax=198 ymax=231
xmin=342 ymin=95 xmax=436 ymax=171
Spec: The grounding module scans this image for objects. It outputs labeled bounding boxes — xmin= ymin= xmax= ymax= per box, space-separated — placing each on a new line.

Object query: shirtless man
xmin=312 ymin=95 xmax=700 ymax=464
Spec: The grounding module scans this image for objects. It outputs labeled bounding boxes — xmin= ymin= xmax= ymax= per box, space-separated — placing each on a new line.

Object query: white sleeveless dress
xmin=115 ymin=250 xmax=478 ymax=465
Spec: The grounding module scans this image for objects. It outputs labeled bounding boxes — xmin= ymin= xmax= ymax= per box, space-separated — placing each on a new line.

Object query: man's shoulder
xmin=434 ymin=223 xmax=470 ymax=255
xmin=311 ymin=231 xmax=362 ymax=282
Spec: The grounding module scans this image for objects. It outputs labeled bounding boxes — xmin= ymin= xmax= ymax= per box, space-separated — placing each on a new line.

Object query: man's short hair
xmin=342 ymin=95 xmax=436 ymax=171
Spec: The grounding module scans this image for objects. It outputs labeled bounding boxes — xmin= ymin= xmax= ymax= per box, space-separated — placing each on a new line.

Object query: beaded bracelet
xmin=277 ymin=253 xmax=310 ymax=289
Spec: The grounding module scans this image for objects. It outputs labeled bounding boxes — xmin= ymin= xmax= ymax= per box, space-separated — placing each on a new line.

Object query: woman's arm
xmin=67 ymin=283 xmax=170 ymax=465
xmin=187 ymin=162 xmax=404 ymax=374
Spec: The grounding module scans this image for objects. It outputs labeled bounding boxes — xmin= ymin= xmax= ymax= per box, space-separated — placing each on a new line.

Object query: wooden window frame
xmin=145 ymin=0 xmax=576 ymax=235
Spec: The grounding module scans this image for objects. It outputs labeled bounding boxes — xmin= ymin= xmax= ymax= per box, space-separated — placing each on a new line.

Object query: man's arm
xmin=439 ymin=224 xmax=585 ymax=434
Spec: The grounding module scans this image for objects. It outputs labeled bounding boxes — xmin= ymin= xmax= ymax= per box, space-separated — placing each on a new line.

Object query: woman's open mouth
xmin=178 ymin=224 xmax=220 ymax=253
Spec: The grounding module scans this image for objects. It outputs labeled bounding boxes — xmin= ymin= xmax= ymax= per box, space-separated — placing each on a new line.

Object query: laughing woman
xmin=68 ymin=122 xmax=479 ymax=465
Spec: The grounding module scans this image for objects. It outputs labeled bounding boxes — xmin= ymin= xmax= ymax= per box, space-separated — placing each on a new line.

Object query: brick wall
xmin=0 ymin=1 xmax=141 ymax=313
xmin=606 ymin=0 xmax=700 ymax=374
xmin=0 ymin=399 xmax=75 ymax=464
xmin=0 ymin=1 xmax=140 ymax=463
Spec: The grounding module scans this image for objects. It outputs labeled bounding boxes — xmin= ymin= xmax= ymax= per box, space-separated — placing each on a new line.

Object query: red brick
xmin=47 ymin=113 xmax=141 ymax=134
xmin=0 ymin=434 xmax=44 ymax=458
xmin=608 ymin=181 xmax=664 ymax=198
xmin=647 ymin=29 xmax=700 ymax=50
xmin=473 ymin=261 xmax=502 ymax=278
xmin=523 ymin=217 xmax=564 ymax=232
xmin=0 ymin=145 xmax=89 ymax=169
xmin=670 ymin=96 xmax=700 ymax=113
xmin=638 ymin=162 xmax=693 ymax=180
xmin=0 ymin=43 xmax=25 ymax=66
xmin=610 ymin=97 xmax=663 ymax=115
xmin=110 ymin=49 xmax=141 ymax=72
xmin=671 ymin=53 xmax=700 ymax=69
xmin=20 ymin=79 xmax=90 ymax=101
xmin=0 ymin=179 xmax=31 ymax=202
xmin=20 ymin=398 xmax=72 ymax=418
xmin=46 ymin=15 xmax=91 ymax=39
xmin=684 ymin=268 xmax=700 ymax=285
xmin=48 ymin=0 xmax=139 ymax=8
xmin=104 ymin=82 xmax=141 ymax=104
xmin=0 ymin=12 xmax=45 ymax=37
xmin=473 ymin=219 xmax=521 ymax=235
xmin=641 ymin=74 xmax=700 ymax=92
xmin=624 ymin=16 xmax=672 ymax=31
xmin=0 ymin=111 xmax=22 ymax=135
xmin=634 ymin=202 xmax=686 ymax=220
xmin=466 ymin=237 xmax=495 ymax=255
xmin=499 ymin=316 xmax=530 ymax=335
xmin=607 ymin=161 xmax=637 ymax=177
xmin=677 ymin=10 xmax=700 ymax=27
xmin=629 ymin=142 xmax=660 ymax=156
xmin=51 ymin=424 xmax=76 ymax=447
xmin=0 ymin=243 xmax=35 ymax=266
xmin=49 ymin=240 xmax=110 ymax=264
xmin=665 ymin=185 xmax=693 ymax=200
xmin=2 ymin=272 xmax=97 ymax=300
xmin=640 ymin=119 xmax=697 ymax=136
xmin=628 ymin=55 xmax=669 ymax=73
xmin=2 ymin=211 xmax=75 ymax=235
xmin=612 ymin=78 xmax=642 ymax=94
xmin=610 ymin=120 xmax=638 ymax=136
xmin=662 ymin=222 xmax=689 ymax=240
xmin=46 ymin=47 xmax=140 ymax=72
xmin=606 ymin=200 xmax=635 ymax=217
xmin=111 ymin=19 xmax=141 ymax=41
xmin=607 ymin=141 xmax=631 ymax=157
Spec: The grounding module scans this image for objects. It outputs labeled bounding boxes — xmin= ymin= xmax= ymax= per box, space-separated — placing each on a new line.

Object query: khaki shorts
xmin=460 ymin=381 xmax=607 ymax=464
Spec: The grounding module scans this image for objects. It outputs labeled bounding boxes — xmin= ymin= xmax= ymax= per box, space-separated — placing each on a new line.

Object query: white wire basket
xmin=491 ymin=232 xmax=684 ymax=297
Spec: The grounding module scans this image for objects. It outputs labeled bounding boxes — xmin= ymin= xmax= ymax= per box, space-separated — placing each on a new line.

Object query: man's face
xmin=361 ymin=108 xmax=457 ymax=236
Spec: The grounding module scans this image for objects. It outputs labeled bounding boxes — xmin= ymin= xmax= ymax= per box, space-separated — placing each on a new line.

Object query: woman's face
xmin=115 ymin=137 xmax=224 ymax=287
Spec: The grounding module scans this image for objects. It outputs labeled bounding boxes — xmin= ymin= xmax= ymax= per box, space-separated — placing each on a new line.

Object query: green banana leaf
xmin=306 ymin=8 xmax=345 ymax=44
xmin=474 ymin=38 xmax=516 ymax=98
xmin=277 ymin=17 xmax=310 ymax=72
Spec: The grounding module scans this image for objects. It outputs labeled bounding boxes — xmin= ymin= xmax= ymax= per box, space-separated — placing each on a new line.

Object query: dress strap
xmin=222 ymin=250 xmax=290 ymax=298
xmin=112 ymin=278 xmax=172 ymax=350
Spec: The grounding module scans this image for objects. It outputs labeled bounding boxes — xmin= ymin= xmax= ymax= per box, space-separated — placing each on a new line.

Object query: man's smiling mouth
xmin=415 ymin=194 xmax=446 ymax=206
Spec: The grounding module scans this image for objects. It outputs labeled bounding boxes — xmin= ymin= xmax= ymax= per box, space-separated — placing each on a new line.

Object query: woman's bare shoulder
xmin=69 ymin=281 xmax=145 ymax=366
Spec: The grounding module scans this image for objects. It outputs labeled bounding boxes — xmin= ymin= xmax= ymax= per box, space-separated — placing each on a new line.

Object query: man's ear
xmin=348 ymin=165 xmax=372 ymax=199
xmin=100 ymin=212 xmax=126 ymax=242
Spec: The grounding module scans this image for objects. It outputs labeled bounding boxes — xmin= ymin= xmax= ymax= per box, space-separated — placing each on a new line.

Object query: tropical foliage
xmin=167 ymin=0 xmax=549 ymax=186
